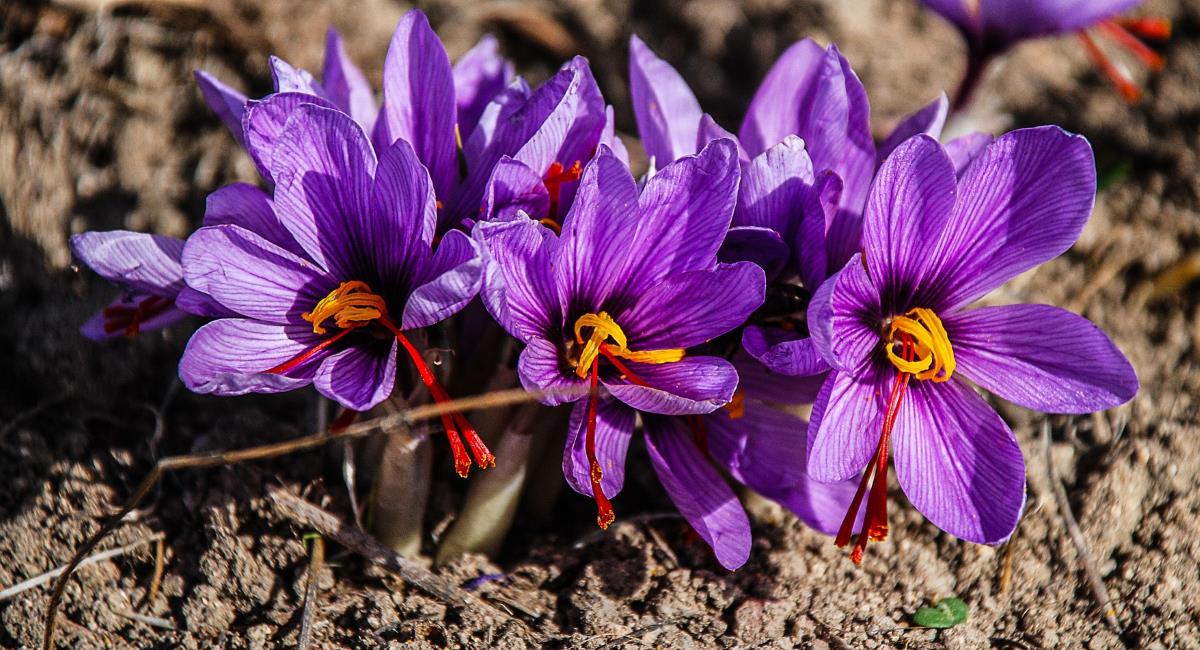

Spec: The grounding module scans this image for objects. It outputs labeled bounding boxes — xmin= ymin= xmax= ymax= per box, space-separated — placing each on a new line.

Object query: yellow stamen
xmin=539 ymin=217 xmax=562 ymax=235
xmin=885 ymin=307 xmax=955 ymax=382
xmin=572 ymin=311 xmax=685 ymax=378
xmin=303 ymin=281 xmax=387 ymax=335
xmin=724 ymin=390 xmax=746 ymax=419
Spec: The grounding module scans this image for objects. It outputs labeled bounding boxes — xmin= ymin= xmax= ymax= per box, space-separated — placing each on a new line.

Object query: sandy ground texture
xmin=2 ymin=0 xmax=1199 ymax=647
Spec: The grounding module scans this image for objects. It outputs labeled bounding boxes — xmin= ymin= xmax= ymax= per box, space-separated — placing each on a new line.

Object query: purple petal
xmin=377 ymin=9 xmax=458 ymax=203
xmin=625 ymin=138 xmax=740 ymax=289
xmin=517 ymin=337 xmax=584 ymax=406
xmin=795 ymin=170 xmax=844 ymax=290
xmin=629 ymin=35 xmax=702 ymax=166
xmin=270 ymin=56 xmax=325 ymax=95
xmin=81 ymin=294 xmax=188 ymax=342
xmin=453 ymin=34 xmax=514 ymax=140
xmin=945 ymin=132 xmax=994 ymax=177
xmin=369 ymin=137 xmax=438 ymax=290
xmin=947 ymin=303 xmax=1137 ymax=413
xmin=314 ymin=340 xmax=397 ymax=411
xmin=182 ymin=225 xmax=333 ymax=324
xmin=600 ymin=105 xmax=630 ymax=165
xmin=741 ymin=326 xmax=830 ymax=378
xmin=243 ymin=92 xmax=339 ymax=183
xmin=807 ymin=254 xmax=880 ymax=376
xmin=735 ymin=135 xmax=814 ymax=239
xmin=71 ymin=231 xmax=184 ymax=296
xmin=643 ymin=415 xmax=751 ymax=570
xmin=806 ymin=367 xmax=891 ymax=483
xmin=738 ymin=39 xmax=826 ymax=156
xmin=605 ymin=356 xmax=737 ymax=416
xmin=696 ymin=115 xmax=747 ymax=162
xmin=734 ymin=352 xmax=825 ymax=405
xmin=323 ymin=28 xmax=378 ymax=134
xmin=204 ymin=182 xmax=302 ymax=255
xmin=271 ymin=103 xmax=377 ymax=280
xmin=980 ymin=0 xmax=1142 ymax=43
xmin=175 ymin=286 xmax=236 ymax=318
xmin=925 ymin=127 xmax=1096 ymax=311
xmin=401 ymin=229 xmax=481 ymax=330
xmin=622 ymin=262 xmax=765 ymax=350
xmin=739 ymin=42 xmax=874 ymax=211
xmin=474 ymin=218 xmax=561 ymax=342
xmin=553 ymin=146 xmax=641 ymax=313
xmin=893 ymin=377 xmax=1026 ymax=544
xmin=179 ymin=319 xmax=320 ymax=394
xmin=718 ymin=226 xmax=791 ymax=280
xmin=482 ymin=156 xmax=550 ymax=222
xmin=704 ymin=404 xmax=809 ymax=498
xmin=563 ymin=395 xmax=636 ymax=500
xmin=704 ymin=401 xmax=858 ymax=536
xmin=877 ymin=93 xmax=949 ymax=165
xmin=194 ymin=70 xmax=247 ymax=144
xmin=861 ymin=134 xmax=957 ymax=311
xmin=463 ymin=76 xmax=531 ymax=158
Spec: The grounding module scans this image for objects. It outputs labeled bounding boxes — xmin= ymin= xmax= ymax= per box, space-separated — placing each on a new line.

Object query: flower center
xmin=268 ymin=280 xmax=494 ymax=478
xmin=102 ymin=295 xmax=175 ymax=337
xmin=541 ymin=160 xmax=583 ymax=232
xmin=572 ymin=311 xmax=685 ymax=529
xmin=885 ymin=307 xmax=955 ymax=382
xmin=303 ymin=281 xmax=387 ymax=335
xmin=572 ymin=311 xmax=685 ymax=378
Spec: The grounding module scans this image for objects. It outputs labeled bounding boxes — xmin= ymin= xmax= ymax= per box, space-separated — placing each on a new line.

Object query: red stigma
xmin=543 ymin=160 xmax=583 ymax=226
xmin=836 ymin=335 xmax=916 ymax=565
xmin=101 ymin=295 xmax=174 ymax=337
xmin=585 ymin=357 xmax=616 ymax=529
xmin=1078 ymin=17 xmax=1170 ymax=103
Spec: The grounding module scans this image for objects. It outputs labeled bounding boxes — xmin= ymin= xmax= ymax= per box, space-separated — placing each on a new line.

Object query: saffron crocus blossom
xmin=474 ymin=58 xmax=627 ymax=232
xmin=805 ymin=127 xmax=1137 ymax=563
xmin=922 ymin=0 xmax=1169 ymax=104
xmin=630 ymin=36 xmax=954 ymax=379
xmin=475 ymin=140 xmax=766 ymax=543
xmin=179 ymin=103 xmax=490 ymax=477
xmin=70 ymin=231 xmax=226 ymax=341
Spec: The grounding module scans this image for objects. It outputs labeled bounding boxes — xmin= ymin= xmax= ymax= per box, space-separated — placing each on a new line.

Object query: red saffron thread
xmin=585 ymin=357 xmax=616 ymax=529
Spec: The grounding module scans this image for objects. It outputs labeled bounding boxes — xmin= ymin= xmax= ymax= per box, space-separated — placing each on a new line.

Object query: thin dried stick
xmin=298 ymin=536 xmax=324 ymax=650
xmin=112 ymin=609 xmax=175 ymax=630
xmin=1041 ymin=420 xmax=1121 ymax=632
xmin=42 ymin=386 xmax=575 ymax=650
xmin=1 ymin=533 xmax=163 ymax=601
xmin=143 ymin=537 xmax=165 ymax=607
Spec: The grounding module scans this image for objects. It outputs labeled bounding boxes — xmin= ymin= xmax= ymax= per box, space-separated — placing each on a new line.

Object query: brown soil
xmin=2 ymin=0 xmax=1199 ymax=648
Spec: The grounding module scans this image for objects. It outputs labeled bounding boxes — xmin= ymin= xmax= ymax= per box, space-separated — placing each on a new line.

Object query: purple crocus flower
xmin=475 ymin=140 xmax=767 ymax=556
xmin=179 ymin=103 xmax=491 ymax=477
xmin=630 ymin=36 xmax=956 ymax=381
xmin=805 ymin=127 xmax=1137 ymax=562
xmin=70 ymin=231 xmax=194 ymax=341
xmin=922 ymin=0 xmax=1169 ymax=104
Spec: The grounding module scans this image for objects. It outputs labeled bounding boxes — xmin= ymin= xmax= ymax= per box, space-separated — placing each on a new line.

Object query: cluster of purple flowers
xmin=73 ymin=8 xmax=1139 ymax=569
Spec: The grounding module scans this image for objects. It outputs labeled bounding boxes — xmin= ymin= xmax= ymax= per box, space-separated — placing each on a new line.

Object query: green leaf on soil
xmin=912 ymin=597 xmax=969 ymax=628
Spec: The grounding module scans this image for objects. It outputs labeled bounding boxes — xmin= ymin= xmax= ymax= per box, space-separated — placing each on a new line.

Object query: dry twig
xmin=298 ymin=535 xmax=324 ymax=650
xmin=1 ymin=533 xmax=163 ymax=601
xmin=1041 ymin=420 xmax=1122 ymax=632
